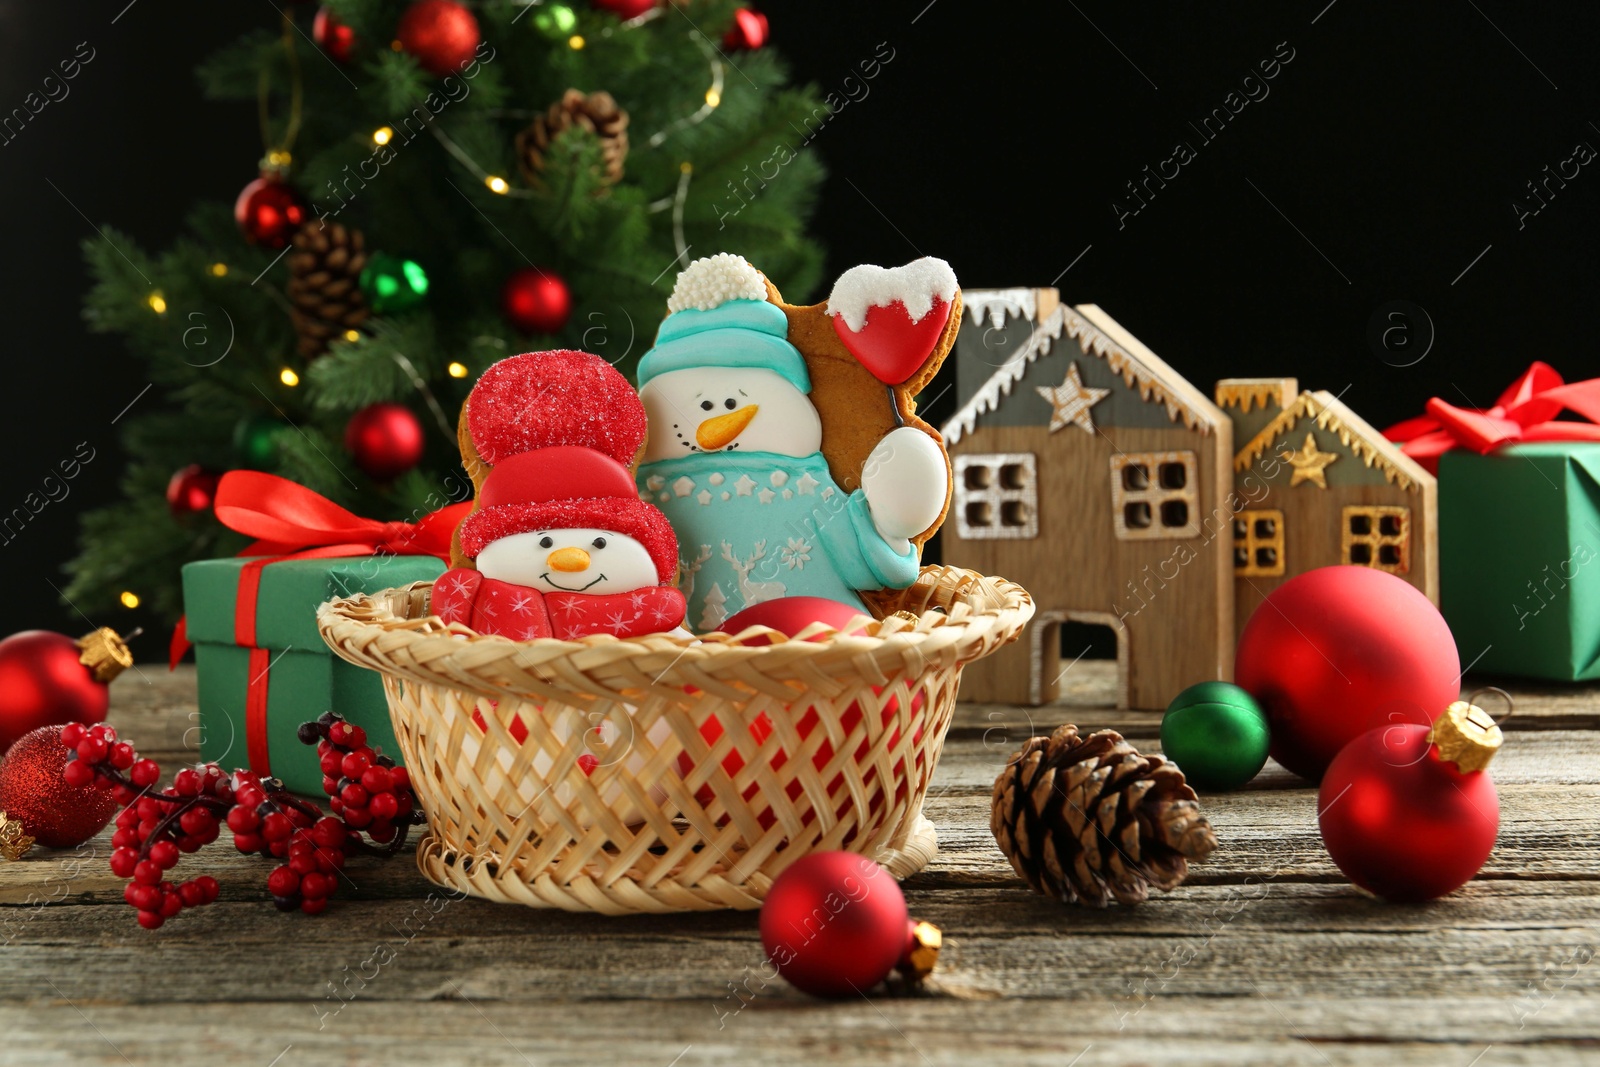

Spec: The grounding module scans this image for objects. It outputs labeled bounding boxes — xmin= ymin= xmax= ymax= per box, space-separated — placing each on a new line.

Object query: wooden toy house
xmin=942 ymin=290 xmax=1234 ymax=711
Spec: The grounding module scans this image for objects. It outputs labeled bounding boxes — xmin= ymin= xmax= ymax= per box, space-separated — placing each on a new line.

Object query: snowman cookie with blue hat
xmin=636 ymin=252 xmax=961 ymax=629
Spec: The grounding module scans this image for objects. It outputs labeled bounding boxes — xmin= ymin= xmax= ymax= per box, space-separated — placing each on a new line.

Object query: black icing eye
xmin=700 ymin=400 xmax=714 ymax=411
xmin=591 ymin=536 xmax=607 ymax=549
xmin=724 ymin=397 xmax=737 ymax=409
xmin=538 ymin=536 xmax=553 ymax=549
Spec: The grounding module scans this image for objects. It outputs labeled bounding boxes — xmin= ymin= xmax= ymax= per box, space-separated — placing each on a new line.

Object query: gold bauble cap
xmin=898 ymin=920 xmax=942 ymax=983
xmin=1427 ymin=700 xmax=1503 ymax=774
xmin=76 ymin=628 xmax=134 ymax=684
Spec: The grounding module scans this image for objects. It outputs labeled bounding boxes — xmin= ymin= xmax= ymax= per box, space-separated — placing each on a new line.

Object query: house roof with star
xmin=1234 ymin=389 xmax=1432 ymax=491
xmin=942 ymin=302 xmax=1225 ymax=445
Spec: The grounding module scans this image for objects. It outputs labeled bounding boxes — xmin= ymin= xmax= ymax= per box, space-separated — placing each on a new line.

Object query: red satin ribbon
xmin=1384 ymin=362 xmax=1600 ymax=474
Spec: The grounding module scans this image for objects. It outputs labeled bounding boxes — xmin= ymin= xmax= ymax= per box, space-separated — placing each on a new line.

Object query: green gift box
xmin=182 ymin=555 xmax=445 ymax=794
xmin=1439 ymin=443 xmax=1600 ymax=681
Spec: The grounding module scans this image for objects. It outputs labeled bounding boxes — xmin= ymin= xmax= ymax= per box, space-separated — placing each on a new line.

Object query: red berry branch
xmin=60 ymin=713 xmax=421 ymax=930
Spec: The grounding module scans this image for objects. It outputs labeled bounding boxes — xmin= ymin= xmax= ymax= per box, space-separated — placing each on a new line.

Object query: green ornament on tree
xmin=233 ymin=414 xmax=285 ymax=470
xmin=533 ymin=3 xmax=577 ymax=38
xmin=1160 ymin=681 xmax=1271 ymax=791
xmin=358 ymin=254 xmax=430 ymax=314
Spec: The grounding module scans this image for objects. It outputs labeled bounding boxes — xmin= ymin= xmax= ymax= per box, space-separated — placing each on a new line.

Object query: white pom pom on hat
xmin=666 ymin=253 xmax=768 ymax=313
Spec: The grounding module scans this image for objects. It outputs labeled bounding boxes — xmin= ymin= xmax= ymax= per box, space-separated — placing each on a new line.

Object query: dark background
xmin=3 ymin=0 xmax=1595 ymax=646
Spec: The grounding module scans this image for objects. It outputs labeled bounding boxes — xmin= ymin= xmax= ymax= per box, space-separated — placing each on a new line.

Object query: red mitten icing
xmin=827 ymin=258 xmax=957 ymax=386
xmin=466 ymin=349 xmax=648 ymax=466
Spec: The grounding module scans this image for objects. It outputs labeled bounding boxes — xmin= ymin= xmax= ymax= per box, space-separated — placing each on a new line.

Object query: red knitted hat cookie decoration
xmin=466 ymin=349 xmax=647 ymax=467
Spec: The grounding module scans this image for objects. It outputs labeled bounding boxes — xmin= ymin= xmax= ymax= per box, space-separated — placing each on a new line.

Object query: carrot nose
xmin=695 ymin=405 xmax=759 ymax=451
xmin=546 ymin=547 xmax=591 ymax=572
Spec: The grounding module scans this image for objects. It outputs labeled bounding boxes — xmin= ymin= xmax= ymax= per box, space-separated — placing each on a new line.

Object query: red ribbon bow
xmin=1383 ymin=362 xmax=1600 ymax=474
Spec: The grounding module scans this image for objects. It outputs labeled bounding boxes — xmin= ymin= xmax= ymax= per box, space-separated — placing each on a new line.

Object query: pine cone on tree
xmin=991 ymin=724 xmax=1217 ymax=906
xmin=515 ymin=90 xmax=630 ymax=187
xmin=286 ymin=222 xmax=370 ymax=358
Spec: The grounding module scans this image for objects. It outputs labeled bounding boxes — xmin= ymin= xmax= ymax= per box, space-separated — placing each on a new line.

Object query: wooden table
xmin=3 ymin=665 xmax=1597 ymax=1065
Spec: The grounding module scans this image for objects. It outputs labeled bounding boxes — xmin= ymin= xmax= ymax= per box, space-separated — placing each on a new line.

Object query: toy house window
xmin=1234 ymin=509 xmax=1285 ymax=577
xmin=1341 ymin=505 xmax=1411 ymax=574
xmin=1110 ymin=452 xmax=1199 ymax=540
xmin=954 ymin=453 xmax=1038 ymax=540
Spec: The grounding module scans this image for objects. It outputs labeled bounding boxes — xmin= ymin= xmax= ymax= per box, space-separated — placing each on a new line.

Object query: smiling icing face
xmin=640 ymin=367 xmax=822 ymax=462
xmin=475 ymin=528 xmax=658 ymax=594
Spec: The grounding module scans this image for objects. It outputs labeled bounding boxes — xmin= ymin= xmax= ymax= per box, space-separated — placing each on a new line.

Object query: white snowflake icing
xmin=733 ymin=474 xmax=756 ymax=496
xmin=826 ymin=257 xmax=958 ymax=332
xmin=646 ymin=474 xmax=666 ymax=491
xmin=781 ymin=488 xmax=793 ymax=500
xmin=721 ymin=491 xmax=731 ymax=501
xmin=821 ymin=486 xmax=835 ymax=501
xmin=696 ymin=489 xmax=713 ymax=505
xmin=708 ymin=472 xmax=725 ymax=486
xmin=757 ymin=487 xmax=775 ymax=504
xmin=658 ymin=492 xmax=670 ymax=502
xmin=508 ymin=593 xmax=538 ymax=615
xmin=770 ymin=470 xmax=789 ymax=486
xmin=796 ymin=472 xmax=819 ymax=495
xmin=780 ymin=537 xmax=812 ymax=570
xmin=672 ymin=476 xmax=695 ymax=497
xmin=667 ymin=253 xmax=767 ymax=313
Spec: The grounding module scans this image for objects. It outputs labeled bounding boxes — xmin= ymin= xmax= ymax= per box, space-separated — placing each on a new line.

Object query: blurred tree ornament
xmin=166 ymin=465 xmax=221 ymax=517
xmin=312 ymin=7 xmax=358 ymax=63
xmin=592 ymin=0 xmax=657 ymax=19
xmin=345 ymin=403 xmax=425 ymax=480
xmin=501 ymin=268 xmax=572 ymax=334
xmin=532 ymin=3 xmax=578 ymax=38
xmin=516 ymin=90 xmax=630 ymax=187
xmin=1160 ymin=680 xmax=1271 ymax=791
xmin=358 ymin=253 xmax=430 ymax=315
xmin=724 ymin=8 xmax=768 ymax=50
xmin=234 ymin=175 xmax=307 ymax=249
xmin=0 ymin=727 xmax=118 ymax=849
xmin=0 ymin=629 xmax=132 ymax=754
xmin=288 ymin=222 xmax=371 ymax=357
xmin=234 ymin=414 xmax=286 ymax=469
xmin=395 ymin=0 xmax=481 ymax=77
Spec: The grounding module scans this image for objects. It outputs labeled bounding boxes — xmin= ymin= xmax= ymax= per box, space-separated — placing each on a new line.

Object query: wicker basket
xmin=317 ymin=566 xmax=1033 ymax=915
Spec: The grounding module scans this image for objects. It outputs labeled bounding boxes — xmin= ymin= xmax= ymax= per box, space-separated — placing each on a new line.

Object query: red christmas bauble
xmin=344 ymin=403 xmax=425 ymax=480
xmin=760 ymin=851 xmax=909 ymax=997
xmin=313 ymin=6 xmax=358 ymax=63
xmin=0 ymin=726 xmax=117 ymax=848
xmin=501 ymin=268 xmax=572 ymax=334
xmin=0 ymin=632 xmax=112 ymax=754
xmin=234 ymin=176 xmax=307 ymax=249
xmin=1234 ymin=566 xmax=1459 ymax=782
xmin=1318 ymin=724 xmax=1499 ymax=901
xmin=724 ymin=8 xmax=769 ymax=50
xmin=396 ymin=0 xmax=481 ymax=77
xmin=166 ymin=464 xmax=220 ymax=516
xmin=593 ymin=0 xmax=657 ymax=19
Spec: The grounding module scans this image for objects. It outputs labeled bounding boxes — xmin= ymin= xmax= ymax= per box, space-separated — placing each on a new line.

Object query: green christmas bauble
xmin=1160 ymin=681 xmax=1270 ymax=791
xmin=533 ymin=3 xmax=577 ymax=38
xmin=358 ymin=254 xmax=429 ymax=314
xmin=233 ymin=414 xmax=285 ymax=470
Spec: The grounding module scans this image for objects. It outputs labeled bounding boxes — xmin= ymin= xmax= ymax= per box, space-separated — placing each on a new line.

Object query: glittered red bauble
xmin=1318 ymin=725 xmax=1499 ymax=901
xmin=501 ymin=268 xmax=572 ymax=334
xmin=593 ymin=0 xmax=657 ymax=19
xmin=344 ymin=403 xmax=425 ymax=480
xmin=1235 ymin=566 xmax=1459 ymax=782
xmin=0 ymin=632 xmax=110 ymax=754
xmin=234 ymin=176 xmax=307 ymax=249
xmin=313 ymin=6 xmax=358 ymax=63
xmin=396 ymin=0 xmax=481 ymax=77
xmin=724 ymin=8 xmax=769 ymax=50
xmin=166 ymin=464 xmax=220 ymax=516
xmin=760 ymin=851 xmax=909 ymax=997
xmin=0 ymin=727 xmax=117 ymax=848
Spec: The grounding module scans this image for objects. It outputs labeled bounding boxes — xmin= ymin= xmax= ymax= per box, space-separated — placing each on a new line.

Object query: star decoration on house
xmin=1280 ymin=432 xmax=1340 ymax=488
xmin=1036 ymin=361 xmax=1110 ymax=434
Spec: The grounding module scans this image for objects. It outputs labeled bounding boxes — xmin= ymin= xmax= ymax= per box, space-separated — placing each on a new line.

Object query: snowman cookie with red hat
xmin=432 ymin=349 xmax=686 ymax=640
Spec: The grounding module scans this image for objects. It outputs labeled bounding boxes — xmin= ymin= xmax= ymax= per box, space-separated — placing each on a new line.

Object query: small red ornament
xmin=760 ymin=851 xmax=909 ymax=997
xmin=344 ymin=402 xmax=425 ymax=480
xmin=0 ymin=726 xmax=117 ymax=848
xmin=501 ymin=267 xmax=572 ymax=334
xmin=313 ymin=6 xmax=357 ymax=63
xmin=0 ymin=629 xmax=132 ymax=754
xmin=593 ymin=0 xmax=657 ymax=19
xmin=1318 ymin=699 xmax=1503 ymax=901
xmin=395 ymin=0 xmax=481 ymax=77
xmin=234 ymin=175 xmax=307 ymax=249
xmin=166 ymin=464 xmax=221 ymax=516
xmin=724 ymin=8 xmax=769 ymax=51
xmin=1234 ymin=566 xmax=1460 ymax=782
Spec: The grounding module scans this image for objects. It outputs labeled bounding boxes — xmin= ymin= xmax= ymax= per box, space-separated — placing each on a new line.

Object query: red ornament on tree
xmin=760 ymin=851 xmax=909 ymax=997
xmin=166 ymin=464 xmax=221 ymax=516
xmin=0 ymin=629 xmax=132 ymax=754
xmin=724 ymin=8 xmax=769 ymax=51
xmin=593 ymin=0 xmax=658 ymax=19
xmin=396 ymin=0 xmax=481 ymax=77
xmin=1234 ymin=566 xmax=1460 ymax=782
xmin=0 ymin=726 xmax=117 ymax=848
xmin=1319 ymin=698 xmax=1503 ymax=901
xmin=501 ymin=267 xmax=572 ymax=334
xmin=234 ymin=175 xmax=307 ymax=249
xmin=313 ymin=7 xmax=358 ymax=63
xmin=344 ymin=403 xmax=425 ymax=480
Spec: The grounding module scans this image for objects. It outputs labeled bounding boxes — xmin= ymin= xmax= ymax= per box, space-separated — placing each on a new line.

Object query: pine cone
xmin=515 ymin=89 xmax=630 ymax=187
xmin=286 ymin=222 xmax=370 ymax=358
xmin=991 ymin=725 xmax=1217 ymax=906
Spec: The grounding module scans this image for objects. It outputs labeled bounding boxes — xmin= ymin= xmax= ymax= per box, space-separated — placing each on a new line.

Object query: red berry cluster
xmin=62 ymin=713 xmax=421 ymax=930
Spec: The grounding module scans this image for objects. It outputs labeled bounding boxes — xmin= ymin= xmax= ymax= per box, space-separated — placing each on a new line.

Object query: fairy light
xmin=447 ymin=361 xmax=469 ymax=379
xmin=646 ymin=33 xmax=726 ymax=148
xmin=209 ymin=263 xmax=228 ymax=277
xmin=119 ymin=591 xmax=140 ymax=609
xmin=279 ymin=367 xmax=300 ymax=387
xmin=705 ymin=88 xmax=721 ymax=108
xmin=344 ymin=329 xmax=361 ymax=342
xmin=265 ymin=148 xmax=292 ymax=168
xmin=568 ymin=34 xmax=585 ymax=49
xmin=373 ymin=126 xmax=394 ymax=146
xmin=146 ymin=292 xmax=167 ymax=314
xmin=485 ymin=175 xmax=510 ymax=194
